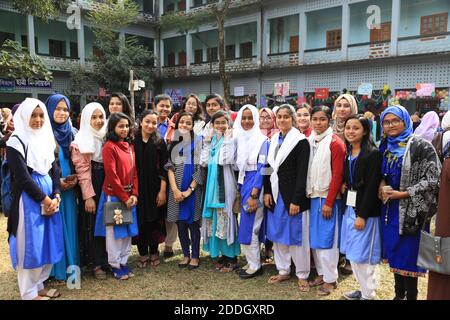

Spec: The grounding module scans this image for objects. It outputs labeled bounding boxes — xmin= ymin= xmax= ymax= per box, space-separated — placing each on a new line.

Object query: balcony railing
xmin=304 ymin=48 xmax=342 ymax=65
xmin=348 ymin=41 xmax=390 ymax=61
xmin=38 ymin=54 xmax=94 ymax=72
xmin=265 ymin=52 xmax=299 ymax=68
xmin=188 ymin=0 xmax=260 ymax=15
xmin=398 ymin=32 xmax=450 ymax=56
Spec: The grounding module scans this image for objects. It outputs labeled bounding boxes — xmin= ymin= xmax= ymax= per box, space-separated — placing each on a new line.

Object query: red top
xmin=303 ymin=127 xmax=313 ymax=138
xmin=102 ymin=140 xmax=138 ymax=203
xmin=325 ymin=134 xmax=346 ymax=207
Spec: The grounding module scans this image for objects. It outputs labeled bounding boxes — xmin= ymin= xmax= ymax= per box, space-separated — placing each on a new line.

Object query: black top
xmin=343 ymin=148 xmax=382 ymax=219
xmin=133 ymin=134 xmax=168 ymax=224
xmin=6 ymin=146 xmax=61 ymax=238
xmin=264 ymin=139 xmax=311 ymax=211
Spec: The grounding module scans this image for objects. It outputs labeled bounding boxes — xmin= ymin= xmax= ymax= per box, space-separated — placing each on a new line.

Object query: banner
xmin=15 ymin=78 xmax=52 ymax=88
xmin=0 ymin=78 xmax=15 ymax=92
xmin=297 ymin=96 xmax=307 ymax=105
xmin=416 ymin=83 xmax=435 ymax=97
xmin=165 ymin=88 xmax=183 ymax=104
xmin=274 ymin=82 xmax=290 ymax=97
xmin=357 ymin=83 xmax=373 ymax=96
xmin=234 ymin=86 xmax=244 ymax=97
xmin=315 ymin=88 xmax=329 ymax=100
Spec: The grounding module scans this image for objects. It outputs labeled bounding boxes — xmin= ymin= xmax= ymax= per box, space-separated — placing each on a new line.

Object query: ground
xmin=0 ymin=214 xmax=428 ymax=300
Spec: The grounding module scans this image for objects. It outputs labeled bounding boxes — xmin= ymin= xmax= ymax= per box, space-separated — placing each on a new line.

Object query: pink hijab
xmin=414 ymin=111 xmax=440 ymax=142
xmin=259 ymin=107 xmax=279 ymax=139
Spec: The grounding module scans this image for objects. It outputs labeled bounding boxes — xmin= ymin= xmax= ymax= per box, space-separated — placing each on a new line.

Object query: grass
xmin=0 ymin=214 xmax=428 ymax=300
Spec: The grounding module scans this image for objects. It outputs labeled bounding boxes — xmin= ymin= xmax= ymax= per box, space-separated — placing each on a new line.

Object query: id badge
xmin=346 ymin=190 xmax=357 ymax=207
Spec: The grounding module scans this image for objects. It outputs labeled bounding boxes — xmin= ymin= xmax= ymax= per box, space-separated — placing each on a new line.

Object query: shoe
xmin=112 ymin=267 xmax=128 ymax=280
xmin=343 ymin=290 xmax=362 ymax=300
xmin=235 ymin=264 xmax=249 ymax=274
xmin=178 ymin=258 xmax=191 ymax=268
xmin=239 ymin=267 xmax=263 ymax=279
xmin=187 ymin=263 xmax=200 ymax=270
xmin=93 ymin=267 xmax=107 ymax=280
xmin=120 ymin=264 xmax=135 ymax=278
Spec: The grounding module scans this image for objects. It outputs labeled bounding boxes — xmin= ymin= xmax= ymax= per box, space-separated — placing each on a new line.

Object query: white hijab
xmin=7 ymin=98 xmax=56 ymax=175
xmin=441 ymin=111 xmax=450 ymax=149
xmin=73 ymin=102 xmax=106 ymax=163
xmin=267 ymin=127 xmax=304 ymax=203
xmin=233 ymin=104 xmax=268 ymax=176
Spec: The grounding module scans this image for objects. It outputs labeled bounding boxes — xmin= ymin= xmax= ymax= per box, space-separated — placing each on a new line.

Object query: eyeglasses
xmin=260 ymin=116 xmax=272 ymax=121
xmin=186 ymin=102 xmax=197 ymax=106
xmin=382 ymin=119 xmax=402 ymax=127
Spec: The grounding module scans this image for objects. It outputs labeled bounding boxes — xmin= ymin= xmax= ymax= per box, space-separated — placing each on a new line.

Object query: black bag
xmin=103 ymin=197 xmax=133 ymax=226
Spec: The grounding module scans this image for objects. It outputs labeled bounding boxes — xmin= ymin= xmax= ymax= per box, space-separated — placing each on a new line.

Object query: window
xmin=370 ymin=22 xmax=391 ymax=43
xmin=168 ymin=52 xmax=175 ymax=66
xmin=240 ymin=42 xmax=252 ymax=58
xmin=289 ymin=36 xmax=299 ymax=52
xmin=178 ymin=0 xmax=186 ymax=11
xmin=93 ymin=46 xmax=103 ymax=58
xmin=194 ymin=49 xmax=203 ymax=63
xmin=166 ymin=3 xmax=175 ymax=13
xmin=178 ymin=50 xmax=186 ymax=65
xmin=21 ymin=35 xmax=39 ymax=52
xmin=226 ymin=44 xmax=235 ymax=60
xmin=421 ymin=13 xmax=448 ymax=36
xmin=326 ymin=29 xmax=341 ymax=49
xmin=70 ymin=42 xmax=78 ymax=59
xmin=193 ymin=0 xmax=203 ymax=7
xmin=0 ymin=32 xmax=15 ymax=46
xmin=143 ymin=0 xmax=153 ymax=14
xmin=207 ymin=47 xmax=218 ymax=61
xmin=49 ymin=39 xmax=66 ymax=57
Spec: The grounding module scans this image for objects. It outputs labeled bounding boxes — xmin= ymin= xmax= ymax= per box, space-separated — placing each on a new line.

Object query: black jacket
xmin=264 ymin=139 xmax=310 ymax=212
xmin=343 ymin=148 xmax=382 ymax=219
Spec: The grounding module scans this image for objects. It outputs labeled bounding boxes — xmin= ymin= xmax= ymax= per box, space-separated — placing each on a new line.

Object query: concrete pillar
xmin=341 ymin=2 xmax=350 ymax=61
xmin=77 ymin=21 xmax=85 ymax=66
xmin=299 ymin=11 xmax=307 ymax=64
xmin=186 ymin=33 xmax=192 ymax=66
xmin=27 ymin=15 xmax=35 ymax=55
xmin=390 ymin=0 xmax=401 ymax=56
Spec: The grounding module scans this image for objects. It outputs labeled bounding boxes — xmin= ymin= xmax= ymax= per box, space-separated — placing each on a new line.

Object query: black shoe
xmin=178 ymin=259 xmax=190 ymax=268
xmin=239 ymin=267 xmax=263 ymax=279
xmin=163 ymin=251 xmax=174 ymax=258
xmin=187 ymin=263 xmax=199 ymax=270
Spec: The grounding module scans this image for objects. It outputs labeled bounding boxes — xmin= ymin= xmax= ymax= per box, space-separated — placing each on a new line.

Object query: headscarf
xmin=73 ymin=102 xmax=107 ymax=163
xmin=233 ymin=104 xmax=268 ymax=177
xmin=11 ymin=103 xmax=20 ymax=116
xmin=332 ymin=94 xmax=358 ymax=139
xmin=380 ymin=105 xmax=413 ymax=159
xmin=2 ymin=108 xmax=12 ymax=124
xmin=45 ymin=94 xmax=73 ymax=158
xmin=6 ymin=98 xmax=56 ymax=175
xmin=414 ymin=111 xmax=439 ymax=142
xmin=441 ymin=111 xmax=450 ymax=154
xmin=259 ymin=107 xmax=279 ymax=139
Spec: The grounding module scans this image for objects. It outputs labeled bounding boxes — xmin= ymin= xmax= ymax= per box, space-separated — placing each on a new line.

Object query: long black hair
xmin=204 ymin=93 xmax=227 ymax=123
xmin=106 ymin=112 xmax=133 ymax=143
xmin=182 ymin=94 xmax=204 ymax=122
xmin=136 ymin=109 xmax=161 ymax=144
xmin=311 ymin=105 xmax=333 ymax=122
xmin=344 ymin=114 xmax=377 ymax=155
xmin=168 ymin=112 xmax=195 ymax=157
xmin=108 ymin=92 xmax=132 ymax=119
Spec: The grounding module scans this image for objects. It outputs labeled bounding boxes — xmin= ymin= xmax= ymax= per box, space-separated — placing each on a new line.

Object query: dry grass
xmin=0 ymin=214 xmax=428 ymax=300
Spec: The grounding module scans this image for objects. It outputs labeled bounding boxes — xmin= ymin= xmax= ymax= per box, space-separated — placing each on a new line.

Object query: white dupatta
xmin=267 ymin=128 xmax=304 ymax=203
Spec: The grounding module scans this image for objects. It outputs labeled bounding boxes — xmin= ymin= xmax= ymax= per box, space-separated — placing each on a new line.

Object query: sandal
xmin=38 ymin=288 xmax=61 ymax=299
xmin=137 ymin=257 xmax=150 ymax=269
xmin=317 ymin=282 xmax=337 ymax=296
xmin=267 ymin=274 xmax=291 ymax=284
xmin=112 ymin=267 xmax=129 ymax=280
xmin=308 ymin=275 xmax=324 ymax=287
xmin=178 ymin=257 xmax=191 ymax=268
xmin=121 ymin=265 xmax=135 ymax=278
xmin=93 ymin=266 xmax=107 ymax=280
xmin=220 ymin=262 xmax=238 ymax=273
xmin=298 ymin=279 xmax=310 ymax=293
xmin=150 ymin=254 xmax=161 ymax=267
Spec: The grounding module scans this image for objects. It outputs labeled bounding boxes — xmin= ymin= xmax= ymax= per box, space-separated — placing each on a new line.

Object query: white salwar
xmin=350 ymin=262 xmax=378 ymax=300
xmin=241 ymin=202 xmax=264 ymax=271
xmin=105 ymin=226 xmax=132 ymax=269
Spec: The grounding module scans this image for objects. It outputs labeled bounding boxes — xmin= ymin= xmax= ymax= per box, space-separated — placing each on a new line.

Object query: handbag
xmin=232 ymin=189 xmax=241 ymax=214
xmin=103 ymin=144 xmax=135 ymax=227
xmin=103 ymin=197 xmax=133 ymax=226
xmin=417 ymin=214 xmax=450 ymax=275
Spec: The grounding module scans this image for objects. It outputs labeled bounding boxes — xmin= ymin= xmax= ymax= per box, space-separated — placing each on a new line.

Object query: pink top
xmin=70 ymin=143 xmax=95 ymax=200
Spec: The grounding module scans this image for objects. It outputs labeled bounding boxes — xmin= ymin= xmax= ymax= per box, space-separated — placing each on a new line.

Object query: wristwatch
xmin=189 ymin=186 xmax=195 ymax=192
xmin=250 ymin=193 xmax=258 ymax=199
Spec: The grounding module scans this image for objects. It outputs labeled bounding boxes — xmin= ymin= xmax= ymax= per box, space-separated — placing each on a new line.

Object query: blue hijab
xmin=45 ymin=94 xmax=73 ymax=158
xmin=380 ymin=105 xmax=413 ymax=159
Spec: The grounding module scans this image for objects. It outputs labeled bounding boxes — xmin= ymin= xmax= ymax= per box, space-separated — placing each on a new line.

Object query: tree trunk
xmin=214 ymin=0 xmax=231 ymax=108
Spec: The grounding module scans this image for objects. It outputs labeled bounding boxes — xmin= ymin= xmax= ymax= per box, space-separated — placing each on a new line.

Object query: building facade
xmin=1 ymin=0 xmax=449 ymax=114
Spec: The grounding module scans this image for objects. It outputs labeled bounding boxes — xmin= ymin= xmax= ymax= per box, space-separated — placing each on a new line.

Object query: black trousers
xmin=394 ymin=273 xmax=418 ymax=300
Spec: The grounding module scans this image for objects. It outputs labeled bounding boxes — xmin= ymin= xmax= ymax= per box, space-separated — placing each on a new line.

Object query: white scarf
xmin=233 ymin=104 xmax=268 ymax=178
xmin=7 ymin=98 xmax=56 ymax=175
xmin=307 ymin=127 xmax=334 ymax=197
xmin=267 ymin=128 xmax=304 ymax=203
xmin=73 ymin=103 xmax=106 ymax=163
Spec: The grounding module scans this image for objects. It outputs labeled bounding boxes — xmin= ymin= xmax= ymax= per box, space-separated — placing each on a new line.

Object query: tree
xmin=12 ymin=0 xmax=69 ymax=21
xmin=159 ymin=0 xmax=233 ymax=105
xmin=86 ymin=0 xmax=154 ymax=97
xmin=0 ymin=39 xmax=53 ymax=80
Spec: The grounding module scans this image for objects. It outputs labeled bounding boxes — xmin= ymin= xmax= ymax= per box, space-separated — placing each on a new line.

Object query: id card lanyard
xmin=346 ymin=156 xmax=357 ymax=207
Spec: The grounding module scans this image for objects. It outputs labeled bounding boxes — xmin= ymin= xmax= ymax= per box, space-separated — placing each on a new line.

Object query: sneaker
xmin=343 ymin=290 xmax=362 ymax=300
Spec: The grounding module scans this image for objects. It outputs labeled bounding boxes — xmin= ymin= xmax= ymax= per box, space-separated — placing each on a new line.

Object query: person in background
xmin=340 ymin=115 xmax=382 ymax=300
xmin=202 ymin=94 xmax=228 ymax=138
xmin=6 ymin=98 xmax=63 ymax=300
xmin=379 ymin=105 xmax=440 ymax=300
xmin=171 ymin=94 xmax=206 ymax=136
xmin=108 ymin=93 xmax=134 ymax=122
xmin=411 ymin=113 xmax=421 ymax=131
xmin=45 ymin=94 xmax=80 ymax=282
xmin=414 ymin=111 xmax=439 ymax=143
xmin=71 ymin=103 xmax=109 ymax=280
xmin=296 ymin=104 xmax=313 ymax=138
xmin=259 ymin=107 xmax=279 ymax=140
xmin=363 ymin=111 xmax=377 ymax=143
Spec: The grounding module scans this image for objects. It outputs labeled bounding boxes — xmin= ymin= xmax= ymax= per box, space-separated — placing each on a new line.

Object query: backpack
xmin=1 ymin=136 xmax=27 ymax=217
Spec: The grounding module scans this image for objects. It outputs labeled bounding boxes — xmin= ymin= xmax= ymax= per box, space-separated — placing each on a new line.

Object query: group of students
xmin=3 ymin=91 xmax=450 ymax=301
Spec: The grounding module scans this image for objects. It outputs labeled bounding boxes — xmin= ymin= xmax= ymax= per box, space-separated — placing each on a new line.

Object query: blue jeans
xmin=177 ymin=221 xmax=200 ymax=259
